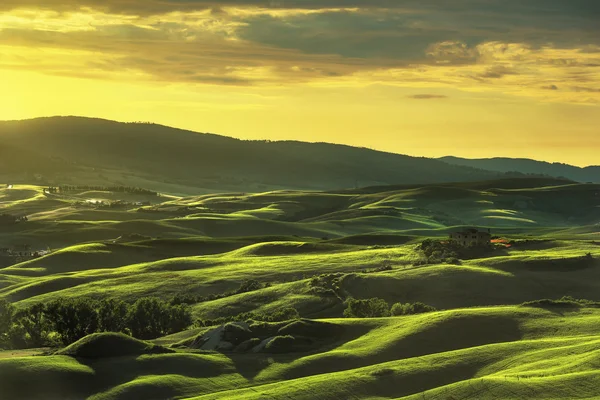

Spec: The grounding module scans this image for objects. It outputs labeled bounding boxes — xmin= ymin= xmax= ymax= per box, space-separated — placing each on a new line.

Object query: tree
xmin=46 ymin=298 xmax=99 ymax=345
xmin=0 ymin=300 xmax=14 ymax=348
xmin=98 ymin=298 xmax=129 ymax=333
xmin=343 ymin=298 xmax=390 ymax=318
xmin=127 ymin=297 xmax=170 ymax=339
xmin=167 ymin=304 xmax=193 ymax=334
xmin=15 ymin=303 xmax=52 ymax=347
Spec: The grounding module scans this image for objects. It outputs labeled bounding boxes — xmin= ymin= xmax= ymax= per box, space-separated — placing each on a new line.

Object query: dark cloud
xmin=0 ymin=0 xmax=599 ymax=101
xmin=542 ymin=85 xmax=559 ymax=90
xmin=408 ymin=94 xmax=448 ymax=100
xmin=1 ymin=0 xmax=599 ymax=23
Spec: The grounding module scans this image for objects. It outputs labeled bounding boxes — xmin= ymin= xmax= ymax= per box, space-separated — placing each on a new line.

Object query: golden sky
xmin=0 ymin=1 xmax=599 ymax=166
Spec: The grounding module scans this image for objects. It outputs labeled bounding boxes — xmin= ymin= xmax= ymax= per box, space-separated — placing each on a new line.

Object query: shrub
xmin=269 ymin=307 xmax=300 ymax=322
xmin=308 ymin=273 xmax=345 ymax=298
xmin=169 ymin=294 xmax=201 ymax=306
xmin=236 ymin=279 xmax=263 ymax=294
xmin=343 ymin=298 xmax=390 ymax=318
xmin=391 ymin=302 xmax=437 ymax=316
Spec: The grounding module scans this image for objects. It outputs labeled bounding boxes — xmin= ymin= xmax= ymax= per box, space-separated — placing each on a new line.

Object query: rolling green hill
xmin=0 ymin=178 xmax=599 ymax=399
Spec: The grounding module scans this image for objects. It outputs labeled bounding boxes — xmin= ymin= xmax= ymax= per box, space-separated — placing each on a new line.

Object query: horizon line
xmin=2 ymin=114 xmax=598 ymax=169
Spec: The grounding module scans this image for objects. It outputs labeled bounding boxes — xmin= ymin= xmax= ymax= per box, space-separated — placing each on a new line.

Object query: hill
xmin=1 ymin=117 xmax=507 ymax=194
xmin=0 ymin=178 xmax=599 ymax=399
xmin=440 ymin=156 xmax=600 ymax=183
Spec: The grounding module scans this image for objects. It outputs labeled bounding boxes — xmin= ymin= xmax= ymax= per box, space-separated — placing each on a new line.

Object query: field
xmin=0 ymin=178 xmax=599 ymax=399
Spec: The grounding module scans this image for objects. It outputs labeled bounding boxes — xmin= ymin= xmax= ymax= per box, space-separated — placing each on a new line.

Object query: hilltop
xmin=1 ymin=116 xmax=518 ymax=194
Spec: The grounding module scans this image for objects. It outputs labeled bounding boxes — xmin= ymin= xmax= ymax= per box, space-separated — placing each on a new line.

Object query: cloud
xmin=408 ymin=94 xmax=448 ymax=100
xmin=0 ymin=1 xmax=599 ymax=103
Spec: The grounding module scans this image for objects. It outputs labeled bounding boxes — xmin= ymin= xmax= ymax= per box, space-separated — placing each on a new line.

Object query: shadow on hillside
xmin=498 ymin=255 xmax=599 ymax=273
xmin=277 ymin=313 xmax=522 ymax=381
xmin=223 ymin=322 xmax=374 ymax=380
xmin=70 ymin=352 xmax=238 ymax=399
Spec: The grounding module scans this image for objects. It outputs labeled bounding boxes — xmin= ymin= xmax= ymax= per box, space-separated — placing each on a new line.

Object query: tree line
xmin=343 ymin=298 xmax=437 ymax=318
xmin=45 ymin=186 xmax=158 ymax=196
xmin=0 ymin=297 xmax=192 ymax=349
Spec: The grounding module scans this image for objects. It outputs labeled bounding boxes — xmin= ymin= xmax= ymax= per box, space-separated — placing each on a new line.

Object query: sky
xmin=0 ymin=1 xmax=599 ymax=166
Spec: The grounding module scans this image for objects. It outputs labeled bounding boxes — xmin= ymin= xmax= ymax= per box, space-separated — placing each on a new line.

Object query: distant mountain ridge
xmin=440 ymin=156 xmax=599 ymax=184
xmin=0 ymin=116 xmax=500 ymax=193
xmin=0 ymin=116 xmax=590 ymax=193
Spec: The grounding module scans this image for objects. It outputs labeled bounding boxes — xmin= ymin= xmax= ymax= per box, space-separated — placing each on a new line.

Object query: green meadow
xmin=0 ymin=178 xmax=599 ymax=399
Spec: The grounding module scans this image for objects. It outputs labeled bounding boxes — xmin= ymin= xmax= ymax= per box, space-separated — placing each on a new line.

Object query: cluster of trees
xmin=74 ymin=200 xmax=151 ymax=209
xmin=169 ymin=279 xmax=271 ymax=306
xmin=0 ymin=297 xmax=192 ymax=349
xmin=308 ymin=273 xmax=345 ymax=298
xmin=415 ymin=239 xmax=496 ymax=266
xmin=343 ymin=298 xmax=437 ymax=318
xmin=45 ymin=186 xmax=157 ymax=196
xmin=0 ymin=214 xmax=28 ymax=226
xmin=415 ymin=239 xmax=462 ymax=265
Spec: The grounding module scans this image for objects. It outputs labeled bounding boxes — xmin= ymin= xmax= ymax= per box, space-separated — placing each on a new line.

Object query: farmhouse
xmin=449 ymin=228 xmax=491 ymax=247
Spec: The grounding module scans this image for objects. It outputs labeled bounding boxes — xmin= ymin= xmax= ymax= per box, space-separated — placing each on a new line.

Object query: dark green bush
xmin=391 ymin=302 xmax=437 ymax=316
xmin=343 ymin=298 xmax=390 ymax=318
xmin=236 ymin=279 xmax=263 ymax=294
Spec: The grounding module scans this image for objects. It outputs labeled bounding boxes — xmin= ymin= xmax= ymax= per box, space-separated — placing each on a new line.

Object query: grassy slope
xmin=1 ymin=307 xmax=600 ymax=400
xmin=0 ymin=179 xmax=599 ymax=399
